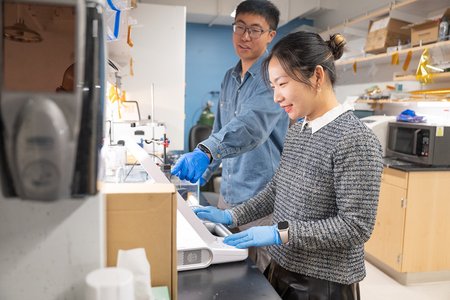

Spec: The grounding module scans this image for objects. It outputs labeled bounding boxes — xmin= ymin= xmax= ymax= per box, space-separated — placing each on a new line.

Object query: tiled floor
xmin=360 ymin=261 xmax=450 ymax=300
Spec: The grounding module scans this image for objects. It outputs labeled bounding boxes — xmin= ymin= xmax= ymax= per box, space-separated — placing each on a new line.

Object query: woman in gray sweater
xmin=194 ymin=31 xmax=383 ymax=300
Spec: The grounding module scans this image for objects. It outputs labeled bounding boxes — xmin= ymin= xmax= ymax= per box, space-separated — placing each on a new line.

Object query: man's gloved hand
xmin=171 ymin=148 xmax=210 ymax=183
xmin=199 ymin=177 xmax=206 ymax=186
xmin=223 ymin=225 xmax=281 ymax=249
xmin=193 ymin=206 xmax=232 ymax=225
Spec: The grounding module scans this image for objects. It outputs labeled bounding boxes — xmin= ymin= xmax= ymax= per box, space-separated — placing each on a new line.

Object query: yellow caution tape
xmin=402 ymin=50 xmax=412 ymax=71
xmin=391 ymin=52 xmax=399 ymax=65
xmin=130 ymin=57 xmax=134 ymax=77
xmin=127 ymin=25 xmax=134 ymax=47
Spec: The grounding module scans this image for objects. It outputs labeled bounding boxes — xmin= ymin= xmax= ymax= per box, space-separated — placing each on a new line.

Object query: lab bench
xmin=177 ymin=193 xmax=281 ymax=299
xmin=178 ymin=258 xmax=281 ymax=300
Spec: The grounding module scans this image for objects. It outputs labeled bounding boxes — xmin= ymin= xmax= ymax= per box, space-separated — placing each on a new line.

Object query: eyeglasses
xmin=232 ymin=22 xmax=272 ymax=39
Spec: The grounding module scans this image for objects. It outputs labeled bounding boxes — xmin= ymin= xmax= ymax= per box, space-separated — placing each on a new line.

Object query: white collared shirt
xmin=306 ymin=103 xmax=354 ymax=134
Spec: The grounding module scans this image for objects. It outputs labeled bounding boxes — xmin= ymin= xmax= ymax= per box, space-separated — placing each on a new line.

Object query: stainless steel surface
xmin=202 ymin=221 xmax=231 ymax=237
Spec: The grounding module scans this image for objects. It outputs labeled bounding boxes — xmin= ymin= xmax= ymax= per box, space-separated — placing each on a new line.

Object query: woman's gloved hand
xmin=171 ymin=148 xmax=210 ymax=183
xmin=193 ymin=206 xmax=232 ymax=225
xmin=223 ymin=225 xmax=281 ymax=248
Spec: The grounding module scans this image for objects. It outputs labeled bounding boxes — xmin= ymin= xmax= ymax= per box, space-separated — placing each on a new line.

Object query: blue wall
xmin=184 ymin=18 xmax=313 ymax=151
xmin=184 ymin=23 xmax=237 ymax=150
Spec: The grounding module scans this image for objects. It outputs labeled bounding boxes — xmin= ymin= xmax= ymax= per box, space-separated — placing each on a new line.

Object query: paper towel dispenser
xmin=0 ymin=0 xmax=106 ymax=200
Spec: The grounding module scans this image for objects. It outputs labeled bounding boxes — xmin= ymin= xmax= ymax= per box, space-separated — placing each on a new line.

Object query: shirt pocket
xmin=219 ymin=97 xmax=235 ymax=123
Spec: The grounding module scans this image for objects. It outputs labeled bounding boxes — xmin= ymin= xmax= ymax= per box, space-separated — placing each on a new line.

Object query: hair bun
xmin=327 ymin=33 xmax=346 ymax=60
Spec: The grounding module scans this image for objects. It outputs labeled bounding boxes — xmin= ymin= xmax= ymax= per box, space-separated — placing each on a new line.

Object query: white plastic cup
xmin=86 ymin=267 xmax=135 ymax=300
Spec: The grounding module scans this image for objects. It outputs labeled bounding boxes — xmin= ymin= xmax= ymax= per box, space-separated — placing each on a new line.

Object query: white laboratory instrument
xmin=361 ymin=115 xmax=396 ymax=157
xmin=109 ymin=121 xmax=166 ymax=155
xmin=126 ymin=142 xmax=248 ymax=271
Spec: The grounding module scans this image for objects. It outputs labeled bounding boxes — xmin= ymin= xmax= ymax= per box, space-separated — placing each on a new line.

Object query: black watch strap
xmin=197 ymin=144 xmax=213 ymax=163
xmin=277 ymin=221 xmax=289 ymax=244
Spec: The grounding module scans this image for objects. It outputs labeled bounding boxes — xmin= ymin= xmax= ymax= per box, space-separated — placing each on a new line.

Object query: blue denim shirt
xmin=200 ymin=53 xmax=289 ymax=206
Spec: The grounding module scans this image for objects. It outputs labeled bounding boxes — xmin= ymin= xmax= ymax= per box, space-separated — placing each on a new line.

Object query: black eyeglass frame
xmin=232 ymin=22 xmax=273 ymax=39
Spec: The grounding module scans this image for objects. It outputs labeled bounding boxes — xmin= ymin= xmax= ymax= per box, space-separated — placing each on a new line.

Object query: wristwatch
xmin=277 ymin=221 xmax=289 ymax=244
xmin=197 ymin=144 xmax=213 ymax=163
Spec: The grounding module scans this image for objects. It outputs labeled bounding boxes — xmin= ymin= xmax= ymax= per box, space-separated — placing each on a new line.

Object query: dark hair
xmin=235 ymin=0 xmax=280 ymax=30
xmin=263 ymin=32 xmax=346 ymax=87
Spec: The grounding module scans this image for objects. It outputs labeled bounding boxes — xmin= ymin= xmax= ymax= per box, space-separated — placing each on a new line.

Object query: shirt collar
xmin=307 ymin=102 xmax=354 ymax=134
xmin=231 ymin=50 xmax=269 ymax=80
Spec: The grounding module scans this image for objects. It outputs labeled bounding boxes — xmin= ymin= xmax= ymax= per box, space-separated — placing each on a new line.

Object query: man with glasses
xmin=172 ymin=0 xmax=288 ymax=273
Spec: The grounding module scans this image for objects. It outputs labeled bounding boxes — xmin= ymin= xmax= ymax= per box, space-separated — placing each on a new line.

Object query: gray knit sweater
xmin=229 ymin=111 xmax=383 ymax=285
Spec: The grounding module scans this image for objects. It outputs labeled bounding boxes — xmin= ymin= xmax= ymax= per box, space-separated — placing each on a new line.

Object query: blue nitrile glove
xmin=396 ymin=109 xmax=425 ymax=123
xmin=193 ymin=206 xmax=232 ymax=225
xmin=401 ymin=109 xmax=415 ymax=117
xmin=171 ymin=148 xmax=210 ymax=183
xmin=200 ymin=177 xmax=206 ymax=186
xmin=223 ymin=225 xmax=281 ymax=249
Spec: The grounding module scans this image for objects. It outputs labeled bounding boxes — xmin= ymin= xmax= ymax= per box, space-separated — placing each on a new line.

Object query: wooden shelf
xmin=394 ymin=72 xmax=450 ymax=82
xmin=336 ymin=40 xmax=450 ymax=68
xmin=320 ymin=0 xmax=449 ymax=41
xmin=356 ymin=98 xmax=450 ymax=104
xmin=319 ymin=0 xmax=450 ymax=71
xmin=320 ymin=0 xmax=417 ymax=40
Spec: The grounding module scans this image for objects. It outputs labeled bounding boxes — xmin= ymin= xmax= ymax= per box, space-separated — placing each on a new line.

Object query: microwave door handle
xmin=412 ymin=129 xmax=421 ymax=155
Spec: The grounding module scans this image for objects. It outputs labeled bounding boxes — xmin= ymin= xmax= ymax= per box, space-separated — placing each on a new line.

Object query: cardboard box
xmin=104 ymin=183 xmax=177 ymax=300
xmin=410 ymin=8 xmax=450 ymax=46
xmin=411 ymin=20 xmax=440 ymax=46
xmin=365 ymin=17 xmax=411 ymax=54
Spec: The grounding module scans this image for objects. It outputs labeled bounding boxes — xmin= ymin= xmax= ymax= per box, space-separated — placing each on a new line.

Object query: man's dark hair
xmin=235 ymin=0 xmax=280 ymax=30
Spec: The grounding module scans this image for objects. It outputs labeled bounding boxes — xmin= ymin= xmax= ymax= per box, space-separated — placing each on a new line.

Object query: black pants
xmin=266 ymin=261 xmax=360 ymax=300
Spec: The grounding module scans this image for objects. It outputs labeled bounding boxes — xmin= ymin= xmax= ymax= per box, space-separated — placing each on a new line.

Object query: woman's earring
xmin=316 ymin=83 xmax=321 ymax=93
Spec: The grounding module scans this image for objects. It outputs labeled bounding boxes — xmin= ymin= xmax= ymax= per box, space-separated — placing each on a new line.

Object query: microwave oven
xmin=386 ymin=122 xmax=450 ymax=166
xmin=361 ymin=115 xmax=396 ymax=157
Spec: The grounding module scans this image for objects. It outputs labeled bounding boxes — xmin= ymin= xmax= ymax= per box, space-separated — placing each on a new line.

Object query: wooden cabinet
xmin=366 ymin=167 xmax=450 ymax=276
xmin=365 ymin=169 xmax=407 ymax=272
xmin=104 ymin=183 xmax=178 ymax=300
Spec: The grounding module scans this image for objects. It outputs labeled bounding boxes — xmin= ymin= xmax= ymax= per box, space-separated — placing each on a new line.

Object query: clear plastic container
xmin=102 ymin=145 xmax=126 ymax=183
xmin=105 ymin=0 xmax=132 ymax=41
xmin=109 ymin=0 xmax=132 ymax=10
xmin=171 ymin=177 xmax=200 ymax=205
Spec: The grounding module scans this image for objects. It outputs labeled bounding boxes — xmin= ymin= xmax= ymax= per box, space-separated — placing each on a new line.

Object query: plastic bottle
xmin=439 ymin=17 xmax=449 ymax=41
